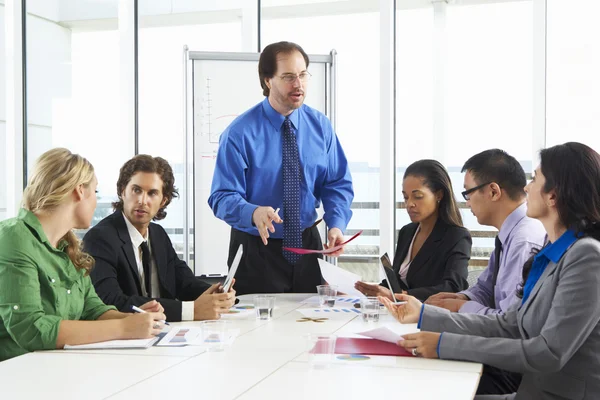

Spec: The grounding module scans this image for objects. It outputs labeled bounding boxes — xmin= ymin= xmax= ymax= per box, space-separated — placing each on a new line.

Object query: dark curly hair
xmin=112 ymin=155 xmax=179 ymax=220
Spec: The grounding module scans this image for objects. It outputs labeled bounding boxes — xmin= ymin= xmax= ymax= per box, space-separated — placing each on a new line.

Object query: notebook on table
xmin=64 ymin=335 xmax=161 ymax=350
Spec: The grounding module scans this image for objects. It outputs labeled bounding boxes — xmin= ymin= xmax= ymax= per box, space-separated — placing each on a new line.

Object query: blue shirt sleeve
xmin=437 ymin=332 xmax=443 ymax=358
xmin=208 ymin=129 xmax=258 ymax=230
xmin=417 ymin=304 xmax=425 ymax=328
xmin=320 ymin=122 xmax=354 ymax=232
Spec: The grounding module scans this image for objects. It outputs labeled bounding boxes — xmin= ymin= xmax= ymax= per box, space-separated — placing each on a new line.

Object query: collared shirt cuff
xmin=181 ymin=301 xmax=195 ymax=321
xmin=417 ymin=304 xmax=425 ymax=329
xmin=241 ymin=204 xmax=259 ymax=229
xmin=459 ymin=289 xmax=473 ymax=300
xmin=437 ymin=332 xmax=443 ymax=358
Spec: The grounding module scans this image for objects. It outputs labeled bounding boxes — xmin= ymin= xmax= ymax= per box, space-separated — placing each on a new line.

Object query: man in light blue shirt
xmin=209 ymin=41 xmax=353 ymax=295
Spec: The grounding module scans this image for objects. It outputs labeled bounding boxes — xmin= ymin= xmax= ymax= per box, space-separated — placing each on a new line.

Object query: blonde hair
xmin=22 ymin=148 xmax=96 ymax=274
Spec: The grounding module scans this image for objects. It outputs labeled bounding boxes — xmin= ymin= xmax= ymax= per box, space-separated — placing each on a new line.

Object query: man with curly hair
xmin=84 ymin=155 xmax=236 ymax=322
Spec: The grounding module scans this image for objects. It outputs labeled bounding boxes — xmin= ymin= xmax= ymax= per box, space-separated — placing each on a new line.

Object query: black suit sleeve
xmin=162 ymin=231 xmax=212 ymax=301
xmin=407 ymin=230 xmax=471 ymax=300
xmin=84 ymin=228 xmax=185 ymax=322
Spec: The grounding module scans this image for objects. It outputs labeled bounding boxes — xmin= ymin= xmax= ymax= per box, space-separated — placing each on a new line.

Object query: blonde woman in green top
xmin=0 ymin=148 xmax=166 ymax=361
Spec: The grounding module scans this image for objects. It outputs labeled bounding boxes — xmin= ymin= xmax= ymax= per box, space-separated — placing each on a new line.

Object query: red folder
xmin=334 ymin=337 xmax=414 ymax=357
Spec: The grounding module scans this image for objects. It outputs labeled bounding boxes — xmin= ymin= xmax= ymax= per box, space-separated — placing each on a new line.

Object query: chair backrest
xmin=467 ymin=268 xmax=486 ymax=288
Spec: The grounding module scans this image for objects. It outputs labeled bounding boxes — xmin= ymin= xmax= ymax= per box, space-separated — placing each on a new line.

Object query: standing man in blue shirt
xmin=208 ymin=41 xmax=354 ymax=296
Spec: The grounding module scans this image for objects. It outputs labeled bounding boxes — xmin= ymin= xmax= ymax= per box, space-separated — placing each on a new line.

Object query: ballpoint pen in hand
xmin=131 ymin=305 xmax=170 ymax=326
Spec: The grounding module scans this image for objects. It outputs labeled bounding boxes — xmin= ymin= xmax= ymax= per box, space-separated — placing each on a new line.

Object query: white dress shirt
xmin=122 ymin=213 xmax=195 ymax=320
xmin=399 ymin=224 xmax=420 ymax=286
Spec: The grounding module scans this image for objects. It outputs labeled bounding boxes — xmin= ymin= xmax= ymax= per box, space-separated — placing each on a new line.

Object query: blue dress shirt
xmin=521 ymin=229 xmax=578 ymax=305
xmin=208 ymin=97 xmax=354 ymax=239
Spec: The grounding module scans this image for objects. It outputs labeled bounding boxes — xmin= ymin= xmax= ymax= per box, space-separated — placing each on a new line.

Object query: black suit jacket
xmin=83 ymin=211 xmax=210 ymax=322
xmin=386 ymin=219 xmax=471 ymax=301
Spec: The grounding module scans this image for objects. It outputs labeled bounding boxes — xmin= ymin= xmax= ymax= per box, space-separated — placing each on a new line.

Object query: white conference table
xmin=0 ymin=294 xmax=482 ymax=399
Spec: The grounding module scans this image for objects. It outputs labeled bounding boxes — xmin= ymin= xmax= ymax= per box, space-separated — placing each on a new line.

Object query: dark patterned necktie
xmin=282 ymin=117 xmax=302 ymax=264
xmin=140 ymin=241 xmax=152 ymax=296
xmin=491 ymin=236 xmax=502 ymax=308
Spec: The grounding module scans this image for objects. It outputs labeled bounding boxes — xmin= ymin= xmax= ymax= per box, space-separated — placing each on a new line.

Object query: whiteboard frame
xmin=184 ymin=49 xmax=337 ymax=276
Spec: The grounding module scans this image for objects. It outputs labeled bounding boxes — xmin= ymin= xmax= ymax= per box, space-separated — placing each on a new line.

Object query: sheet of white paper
xmin=301 ymin=295 xmax=363 ymax=305
xmin=296 ymin=308 xmax=362 ymax=319
xmin=156 ymin=327 xmax=239 ymax=347
xmin=318 ymin=259 xmax=366 ymax=298
xmin=155 ymin=327 xmax=203 ymax=347
xmin=357 ymin=326 xmax=406 ymax=343
xmin=220 ymin=304 xmax=255 ymax=319
xmin=64 ymin=337 xmax=159 ymax=350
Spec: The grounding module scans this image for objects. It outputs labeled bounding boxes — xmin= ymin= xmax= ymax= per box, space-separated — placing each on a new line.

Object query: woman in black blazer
xmin=356 ymin=160 xmax=471 ymax=301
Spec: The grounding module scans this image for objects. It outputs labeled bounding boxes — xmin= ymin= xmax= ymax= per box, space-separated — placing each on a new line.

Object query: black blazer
xmin=386 ymin=219 xmax=471 ymax=301
xmin=83 ymin=211 xmax=210 ymax=322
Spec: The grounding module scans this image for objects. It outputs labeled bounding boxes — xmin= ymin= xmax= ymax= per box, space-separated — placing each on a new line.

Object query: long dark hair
xmin=404 ymin=160 xmax=463 ymax=227
xmin=516 ymin=142 xmax=600 ymax=298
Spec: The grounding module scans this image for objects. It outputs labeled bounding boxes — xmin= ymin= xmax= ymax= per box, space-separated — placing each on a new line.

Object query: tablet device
xmin=380 ymin=253 xmax=393 ymax=270
xmin=379 ymin=255 xmax=398 ymax=304
xmin=222 ymin=244 xmax=243 ymax=293
xmin=379 ymin=253 xmax=404 ymax=299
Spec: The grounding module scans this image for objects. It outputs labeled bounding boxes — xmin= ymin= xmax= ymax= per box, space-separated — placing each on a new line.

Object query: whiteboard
xmin=191 ymin=52 xmax=332 ymax=277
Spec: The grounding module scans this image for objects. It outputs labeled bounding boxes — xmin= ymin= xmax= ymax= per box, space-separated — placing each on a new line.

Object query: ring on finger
xmin=153 ymin=323 xmax=160 ymax=329
xmin=412 ymin=348 xmax=418 ymax=356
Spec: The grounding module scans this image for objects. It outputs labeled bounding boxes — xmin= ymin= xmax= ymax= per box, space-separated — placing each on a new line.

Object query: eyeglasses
xmin=461 ymin=182 xmax=492 ymax=201
xmin=278 ymin=71 xmax=312 ymax=84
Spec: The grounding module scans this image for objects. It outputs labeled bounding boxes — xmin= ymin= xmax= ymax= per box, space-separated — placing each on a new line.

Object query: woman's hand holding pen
xmin=379 ymin=293 xmax=422 ymax=324
xmin=120 ymin=311 xmax=166 ymax=339
xmin=252 ymin=206 xmax=283 ymax=245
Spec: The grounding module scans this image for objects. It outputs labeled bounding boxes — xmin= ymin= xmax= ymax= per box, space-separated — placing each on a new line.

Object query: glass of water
xmin=316 ymin=285 xmax=338 ymax=307
xmin=306 ymin=334 xmax=337 ymax=368
xmin=200 ymin=320 xmax=228 ymax=352
xmin=360 ymin=297 xmax=380 ymax=322
xmin=254 ymin=295 xmax=275 ymax=320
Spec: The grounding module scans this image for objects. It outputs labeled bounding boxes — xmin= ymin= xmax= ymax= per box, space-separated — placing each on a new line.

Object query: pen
xmin=274 ymin=207 xmax=281 ymax=219
xmin=131 ymin=305 xmax=170 ymax=325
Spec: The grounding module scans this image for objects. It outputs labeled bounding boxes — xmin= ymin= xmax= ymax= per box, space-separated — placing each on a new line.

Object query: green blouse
xmin=0 ymin=209 xmax=116 ymax=361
